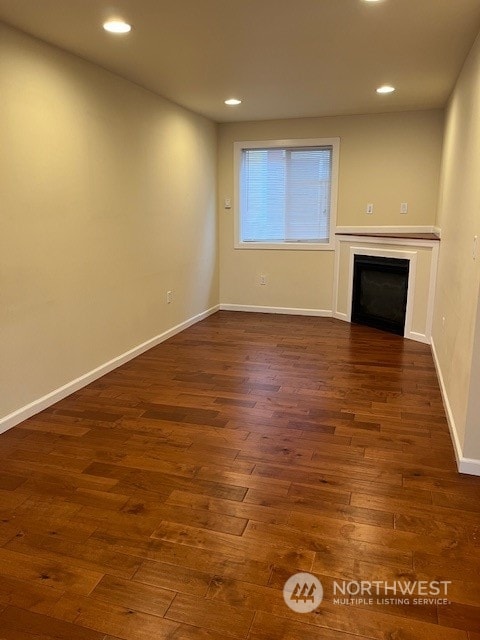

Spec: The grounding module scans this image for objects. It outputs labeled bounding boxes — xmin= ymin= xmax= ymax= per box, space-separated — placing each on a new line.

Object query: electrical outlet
xmin=400 ymin=202 xmax=408 ymax=214
xmin=260 ymin=275 xmax=267 ymax=285
xmin=224 ymin=197 xmax=232 ymax=209
xmin=166 ymin=290 xmax=173 ymax=304
xmin=366 ymin=203 xmax=374 ymax=215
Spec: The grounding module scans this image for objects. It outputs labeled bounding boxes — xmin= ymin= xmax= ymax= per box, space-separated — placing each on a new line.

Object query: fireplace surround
xmin=333 ymin=231 xmax=440 ymax=344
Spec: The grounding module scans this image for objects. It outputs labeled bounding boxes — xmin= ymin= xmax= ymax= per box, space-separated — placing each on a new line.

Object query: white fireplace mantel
xmin=333 ymin=234 xmax=439 ymax=344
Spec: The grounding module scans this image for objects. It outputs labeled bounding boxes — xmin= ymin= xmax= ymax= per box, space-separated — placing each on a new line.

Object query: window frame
xmin=233 ymin=137 xmax=340 ymax=251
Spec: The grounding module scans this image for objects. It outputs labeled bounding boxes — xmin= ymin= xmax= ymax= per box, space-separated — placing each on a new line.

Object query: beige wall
xmin=433 ymin=31 xmax=480 ymax=460
xmin=0 ymin=23 xmax=218 ymax=421
xmin=464 ymin=291 xmax=480 ymax=460
xmin=218 ymin=111 xmax=443 ymax=309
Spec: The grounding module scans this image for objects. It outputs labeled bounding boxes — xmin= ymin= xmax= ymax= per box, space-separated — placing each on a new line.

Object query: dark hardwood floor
xmin=0 ymin=311 xmax=479 ymax=639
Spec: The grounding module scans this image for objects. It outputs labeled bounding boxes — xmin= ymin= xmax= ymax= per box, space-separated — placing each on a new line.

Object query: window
xmin=234 ymin=138 xmax=339 ymax=250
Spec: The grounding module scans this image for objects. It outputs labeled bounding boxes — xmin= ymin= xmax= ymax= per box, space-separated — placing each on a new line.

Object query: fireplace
xmin=351 ymin=254 xmax=409 ymax=335
xmin=334 ymin=235 xmax=439 ymax=344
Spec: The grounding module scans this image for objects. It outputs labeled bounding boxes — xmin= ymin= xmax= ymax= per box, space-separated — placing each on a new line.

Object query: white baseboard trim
xmin=0 ymin=304 xmax=220 ymax=435
xmin=458 ymin=457 xmax=480 ymax=475
xmin=431 ymin=338 xmax=480 ymax=476
xmin=335 ymin=225 xmax=438 ymax=235
xmin=220 ymin=304 xmax=333 ymax=317
xmin=333 ymin=311 xmax=349 ymax=322
xmin=408 ymin=331 xmax=430 ymax=345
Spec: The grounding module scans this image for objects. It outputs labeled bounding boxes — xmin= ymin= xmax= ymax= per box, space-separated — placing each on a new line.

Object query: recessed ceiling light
xmin=103 ymin=20 xmax=132 ymax=34
xmin=376 ymin=85 xmax=395 ymax=94
xmin=225 ymin=98 xmax=242 ymax=106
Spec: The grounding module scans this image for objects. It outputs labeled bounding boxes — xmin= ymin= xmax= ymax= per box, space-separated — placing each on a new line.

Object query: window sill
xmin=234 ymin=241 xmax=334 ymax=251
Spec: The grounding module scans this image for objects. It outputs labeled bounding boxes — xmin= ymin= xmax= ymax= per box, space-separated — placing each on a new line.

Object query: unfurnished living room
xmin=1 ymin=0 xmax=480 ymax=638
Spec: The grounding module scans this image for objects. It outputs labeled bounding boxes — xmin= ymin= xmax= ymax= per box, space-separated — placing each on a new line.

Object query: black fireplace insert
xmin=351 ymin=254 xmax=409 ymax=336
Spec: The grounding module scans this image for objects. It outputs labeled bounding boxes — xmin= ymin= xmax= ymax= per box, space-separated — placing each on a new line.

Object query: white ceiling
xmin=1 ymin=0 xmax=480 ymax=123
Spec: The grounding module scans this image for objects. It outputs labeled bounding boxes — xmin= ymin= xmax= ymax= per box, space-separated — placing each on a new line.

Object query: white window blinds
xmin=240 ymin=146 xmax=333 ymax=243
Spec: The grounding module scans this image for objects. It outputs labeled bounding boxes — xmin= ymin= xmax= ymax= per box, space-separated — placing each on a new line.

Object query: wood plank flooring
xmin=0 ymin=311 xmax=479 ymax=639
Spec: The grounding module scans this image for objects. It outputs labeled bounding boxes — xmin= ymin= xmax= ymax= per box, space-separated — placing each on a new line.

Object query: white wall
xmin=0 ymin=23 xmax=218 ymax=425
xmin=432 ymin=30 xmax=480 ymax=472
